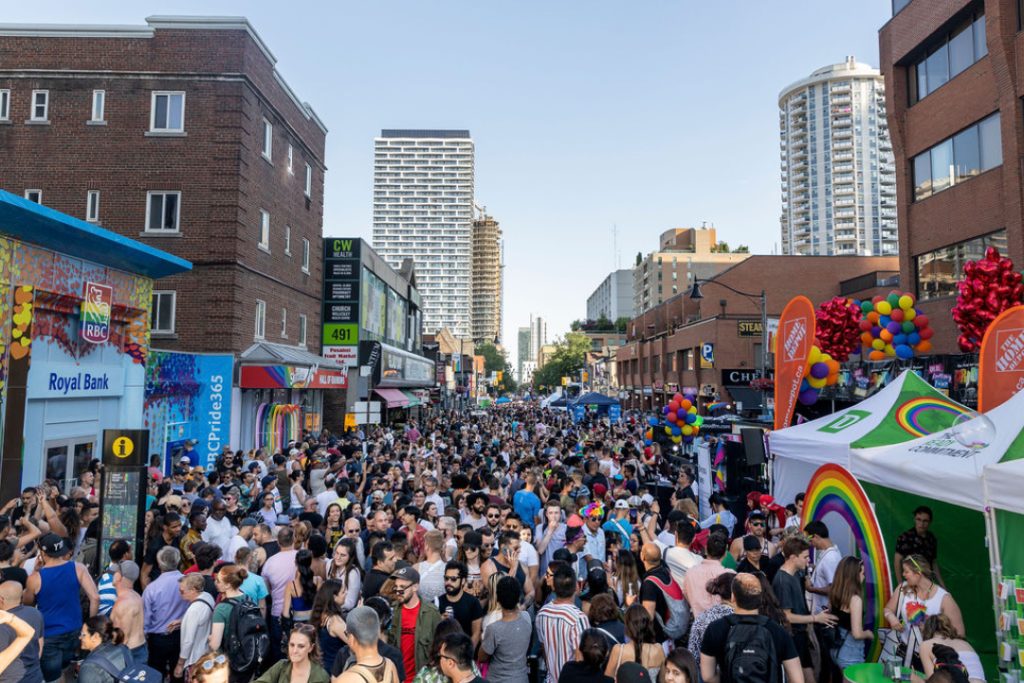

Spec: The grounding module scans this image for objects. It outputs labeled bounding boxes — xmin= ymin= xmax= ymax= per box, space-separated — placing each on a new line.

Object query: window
xmin=280 ymin=308 xmax=288 ymax=338
xmin=304 ymin=163 xmax=312 ymax=197
xmin=86 ymin=191 xmax=100 ymax=222
xmin=0 ymin=90 xmax=9 ymax=121
xmin=287 ymin=145 xmax=294 ymax=174
xmin=298 ymin=314 xmax=307 ymax=347
xmin=259 ymin=210 xmax=270 ymax=250
xmin=91 ymin=90 xmax=105 ymax=122
xmin=24 ymin=189 xmax=41 ymax=204
xmin=909 ymin=9 xmax=987 ymax=104
xmin=150 ymin=92 xmax=185 ymax=132
xmin=146 ymin=192 xmax=181 ymax=232
xmin=301 ymin=238 xmax=310 ymax=273
xmin=151 ymin=291 xmax=177 ymax=334
xmin=912 ymin=112 xmax=1000 ymax=200
xmin=262 ymin=118 xmax=273 ymax=160
xmin=30 ymin=90 xmax=48 ymax=121
xmin=284 ymin=226 xmax=292 ymax=255
xmin=893 ymin=0 xmax=911 ymax=15
xmin=255 ymin=300 xmax=266 ymax=339
xmin=917 ymin=230 xmax=1007 ymax=300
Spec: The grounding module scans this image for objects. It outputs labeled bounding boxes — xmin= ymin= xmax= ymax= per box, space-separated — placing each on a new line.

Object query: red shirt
xmin=401 ymin=602 xmax=420 ymax=676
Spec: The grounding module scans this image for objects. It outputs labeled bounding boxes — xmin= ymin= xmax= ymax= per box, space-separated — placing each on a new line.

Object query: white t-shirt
xmin=811 ymin=544 xmax=842 ymax=613
xmin=519 ymin=540 xmax=539 ymax=569
xmin=665 ymin=546 xmax=703 ymax=586
xmin=316 ymin=490 xmax=340 ymax=516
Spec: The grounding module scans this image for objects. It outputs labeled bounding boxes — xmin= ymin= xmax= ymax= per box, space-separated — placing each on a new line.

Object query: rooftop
xmin=379 ymin=130 xmax=471 ymax=139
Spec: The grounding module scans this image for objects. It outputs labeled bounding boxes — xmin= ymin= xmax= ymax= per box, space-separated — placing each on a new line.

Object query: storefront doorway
xmin=44 ymin=436 xmax=96 ymax=493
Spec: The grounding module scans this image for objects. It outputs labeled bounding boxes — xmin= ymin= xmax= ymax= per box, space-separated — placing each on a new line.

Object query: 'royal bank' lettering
xmin=47 ymin=372 xmax=111 ymax=395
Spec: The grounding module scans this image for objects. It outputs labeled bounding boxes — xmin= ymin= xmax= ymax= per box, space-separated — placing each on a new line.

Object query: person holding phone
xmin=602 ymin=500 xmax=634 ymax=550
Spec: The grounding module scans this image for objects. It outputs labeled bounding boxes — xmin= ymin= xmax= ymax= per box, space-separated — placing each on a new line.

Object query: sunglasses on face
xmin=443 ymin=575 xmax=462 ymax=583
xmin=201 ymin=654 xmax=228 ymax=671
xmin=751 ymin=521 xmax=764 ymax=527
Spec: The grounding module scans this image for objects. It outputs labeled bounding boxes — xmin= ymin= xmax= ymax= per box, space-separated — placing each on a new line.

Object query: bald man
xmin=638 ymin=542 xmax=680 ymax=643
xmin=0 ymin=580 xmax=43 ymax=683
xmin=110 ymin=561 xmax=148 ymax=666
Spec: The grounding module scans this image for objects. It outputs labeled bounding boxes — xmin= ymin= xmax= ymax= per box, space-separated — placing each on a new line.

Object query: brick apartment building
xmin=880 ymin=0 xmax=1020 ymax=353
xmin=0 ymin=16 xmax=326 ymax=355
xmin=616 ymin=255 xmax=898 ymax=411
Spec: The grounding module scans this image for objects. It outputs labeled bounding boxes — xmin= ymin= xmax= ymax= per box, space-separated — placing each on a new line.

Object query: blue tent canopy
xmin=572 ymin=392 xmax=620 ymax=406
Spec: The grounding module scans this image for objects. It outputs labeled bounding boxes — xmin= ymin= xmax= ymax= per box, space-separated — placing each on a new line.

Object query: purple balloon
xmin=676 ymin=408 xmax=687 ymax=420
xmin=798 ymin=388 xmax=819 ymax=405
xmin=662 ymin=406 xmax=669 ymax=415
xmin=810 ymin=362 xmax=829 ymax=379
xmin=871 ymin=325 xmax=882 ymax=337
xmin=886 ymin=321 xmax=902 ymax=335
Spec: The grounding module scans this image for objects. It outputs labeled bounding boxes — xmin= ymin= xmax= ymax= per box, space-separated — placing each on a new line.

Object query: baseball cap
xmin=640 ymin=493 xmax=654 ymax=506
xmin=748 ymin=510 xmax=767 ymax=521
xmin=38 ymin=533 xmax=66 ymax=557
xmin=627 ymin=496 xmax=642 ymax=508
xmin=116 ymin=560 xmax=141 ymax=582
xmin=260 ymin=475 xmax=277 ymax=488
xmin=617 ymin=661 xmax=653 ymax=683
xmin=614 ymin=499 xmax=629 ymax=510
xmin=239 ymin=517 xmax=258 ymax=528
xmin=390 ymin=566 xmax=420 ymax=583
xmin=759 ymin=494 xmax=775 ymax=506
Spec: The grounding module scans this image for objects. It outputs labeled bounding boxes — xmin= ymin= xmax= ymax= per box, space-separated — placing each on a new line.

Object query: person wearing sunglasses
xmin=728 ymin=510 xmax=775 ymax=564
xmin=191 ymin=652 xmax=229 ymax=683
xmin=387 ymin=566 xmax=442 ymax=675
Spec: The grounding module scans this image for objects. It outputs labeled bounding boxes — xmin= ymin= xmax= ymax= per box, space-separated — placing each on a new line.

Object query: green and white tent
xmin=847 ymin=388 xmax=1024 ymax=675
xmin=770 ymin=370 xmax=969 ymax=506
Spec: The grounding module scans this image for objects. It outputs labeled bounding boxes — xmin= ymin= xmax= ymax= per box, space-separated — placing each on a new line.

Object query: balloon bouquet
xmin=858 ymin=291 xmax=934 ymax=361
xmin=951 ymin=247 xmax=1023 ymax=352
xmin=645 ymin=392 xmax=703 ymax=446
xmin=797 ymin=297 xmax=858 ymax=406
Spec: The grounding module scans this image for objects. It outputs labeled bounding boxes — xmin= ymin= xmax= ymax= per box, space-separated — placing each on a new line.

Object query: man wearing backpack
xmin=638 ymin=543 xmax=688 ymax=644
xmin=699 ymin=573 xmax=803 ymax=683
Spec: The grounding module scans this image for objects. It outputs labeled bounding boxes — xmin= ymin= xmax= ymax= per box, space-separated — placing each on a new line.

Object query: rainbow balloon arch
xmin=255 ymin=403 xmax=302 ymax=453
xmin=804 ymin=463 xmax=892 ymax=662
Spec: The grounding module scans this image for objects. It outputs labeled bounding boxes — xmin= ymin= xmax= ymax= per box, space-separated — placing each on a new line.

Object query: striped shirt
xmin=536 ymin=601 xmax=590 ymax=683
xmin=97 ymin=568 xmax=117 ymax=616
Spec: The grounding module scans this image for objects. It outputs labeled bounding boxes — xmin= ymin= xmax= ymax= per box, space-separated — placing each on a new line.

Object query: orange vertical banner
xmin=774 ymin=295 xmax=816 ymax=430
xmin=978 ymin=304 xmax=1024 ymax=412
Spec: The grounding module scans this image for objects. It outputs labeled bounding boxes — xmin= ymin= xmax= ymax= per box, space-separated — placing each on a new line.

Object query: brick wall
xmin=0 ymin=21 xmax=326 ymax=358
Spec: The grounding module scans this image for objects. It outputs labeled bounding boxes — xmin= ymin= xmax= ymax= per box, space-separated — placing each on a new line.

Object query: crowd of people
xmin=0 ymin=403 xmax=986 ymax=683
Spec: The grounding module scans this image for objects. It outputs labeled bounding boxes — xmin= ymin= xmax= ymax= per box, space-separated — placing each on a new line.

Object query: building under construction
xmin=471 ymin=206 xmax=503 ymax=343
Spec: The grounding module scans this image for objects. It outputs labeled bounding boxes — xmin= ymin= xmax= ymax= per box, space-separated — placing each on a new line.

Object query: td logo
xmin=818 ymin=409 xmax=871 ymax=434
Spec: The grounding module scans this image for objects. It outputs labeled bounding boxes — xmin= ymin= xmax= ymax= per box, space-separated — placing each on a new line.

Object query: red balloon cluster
xmin=815 ymin=297 xmax=862 ymax=362
xmin=952 ymin=247 xmax=1023 ymax=352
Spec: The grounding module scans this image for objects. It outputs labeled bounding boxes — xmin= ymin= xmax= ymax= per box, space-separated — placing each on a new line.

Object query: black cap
xmin=390 ymin=566 xmax=420 ymax=583
xmin=38 ymin=533 xmax=66 ymax=558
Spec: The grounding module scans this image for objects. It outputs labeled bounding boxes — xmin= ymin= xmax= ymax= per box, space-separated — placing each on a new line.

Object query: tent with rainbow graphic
xmin=770 ymin=370 xmax=971 ymax=507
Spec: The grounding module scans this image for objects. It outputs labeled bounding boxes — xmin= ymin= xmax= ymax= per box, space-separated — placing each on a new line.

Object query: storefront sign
xmin=721 ymin=368 xmax=762 ymax=385
xmin=738 ymin=320 xmax=763 ymax=337
xmin=239 ymin=364 xmax=348 ymax=390
xmin=27 ymin=361 xmax=125 ymax=399
xmin=324 ymin=346 xmax=358 ymax=367
xmin=81 ymin=282 xmax=113 ymax=344
xmin=323 ymin=238 xmax=361 ymax=366
xmin=700 ymin=342 xmax=715 ymax=368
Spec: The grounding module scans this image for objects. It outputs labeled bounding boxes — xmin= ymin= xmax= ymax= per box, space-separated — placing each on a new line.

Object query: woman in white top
xmin=918 ymin=614 xmax=985 ymax=683
xmin=289 ymin=471 xmax=308 ymax=516
xmin=883 ymin=554 xmax=964 ymax=667
xmin=326 ymin=538 xmax=362 ymax=613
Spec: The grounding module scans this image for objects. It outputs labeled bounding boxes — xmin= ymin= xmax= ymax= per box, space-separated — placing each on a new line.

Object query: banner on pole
xmin=978 ymin=304 xmax=1024 ymax=412
xmin=774 ymin=295 xmax=816 ymax=430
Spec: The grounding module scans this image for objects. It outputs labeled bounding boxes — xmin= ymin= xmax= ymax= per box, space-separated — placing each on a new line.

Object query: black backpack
xmin=225 ymin=596 xmax=270 ymax=672
xmin=723 ymin=614 xmax=779 ymax=683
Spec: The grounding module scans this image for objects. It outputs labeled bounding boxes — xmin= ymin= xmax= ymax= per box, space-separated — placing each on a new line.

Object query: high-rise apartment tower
xmin=779 ymin=57 xmax=898 ymax=256
xmin=372 ymin=130 xmax=475 ymax=338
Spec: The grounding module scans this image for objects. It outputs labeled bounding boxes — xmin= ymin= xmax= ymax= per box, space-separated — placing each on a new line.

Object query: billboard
xmin=322 ymin=238 xmax=361 ymax=367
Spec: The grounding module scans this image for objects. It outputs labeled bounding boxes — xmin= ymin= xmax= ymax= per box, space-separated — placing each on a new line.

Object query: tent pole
xmin=983 ymin=476 xmax=1003 ymax=642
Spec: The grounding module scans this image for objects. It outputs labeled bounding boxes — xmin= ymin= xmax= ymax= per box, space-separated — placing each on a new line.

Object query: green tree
xmin=712 ymin=241 xmax=731 ymax=253
xmin=635 ymin=252 xmax=642 ymax=266
xmin=475 ymin=341 xmax=508 ymax=374
xmin=615 ymin=316 xmax=630 ymax=333
xmin=595 ymin=314 xmax=612 ymax=331
xmin=734 ymin=245 xmax=750 ymax=253
xmin=531 ymin=331 xmax=591 ymax=389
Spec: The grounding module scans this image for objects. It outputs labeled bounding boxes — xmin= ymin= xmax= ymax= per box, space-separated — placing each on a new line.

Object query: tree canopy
xmin=532 ymin=331 xmax=591 ymax=389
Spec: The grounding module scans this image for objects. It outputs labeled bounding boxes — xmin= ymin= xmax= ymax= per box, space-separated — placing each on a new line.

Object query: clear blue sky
xmin=9 ymin=1 xmax=892 ymax=363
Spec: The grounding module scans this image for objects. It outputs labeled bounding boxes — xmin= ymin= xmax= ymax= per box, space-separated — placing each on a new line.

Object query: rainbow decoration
xmin=706 ymin=401 xmax=729 ymax=413
xmin=894 ymin=397 xmax=972 ymax=438
xmin=804 ymin=463 xmax=891 ymax=661
xmin=712 ymin=441 xmax=727 ymax=492
xmin=255 ymin=403 xmax=301 ymax=453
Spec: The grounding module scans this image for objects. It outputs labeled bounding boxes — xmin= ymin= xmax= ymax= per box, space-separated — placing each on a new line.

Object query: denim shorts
xmin=41 ymin=630 xmax=79 ymax=683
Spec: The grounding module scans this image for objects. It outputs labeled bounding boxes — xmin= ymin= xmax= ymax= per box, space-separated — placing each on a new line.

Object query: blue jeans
xmin=834 ymin=628 xmax=866 ymax=669
xmin=130 ymin=643 xmax=149 ymax=668
xmin=41 ymin=630 xmax=79 ymax=683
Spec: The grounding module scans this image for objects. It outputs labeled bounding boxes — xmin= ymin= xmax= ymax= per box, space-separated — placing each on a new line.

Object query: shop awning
xmin=400 ymin=390 xmax=421 ymax=407
xmin=239 ymin=341 xmax=348 ymax=389
xmin=724 ymin=386 xmax=764 ymax=411
xmin=374 ymin=388 xmax=410 ymax=408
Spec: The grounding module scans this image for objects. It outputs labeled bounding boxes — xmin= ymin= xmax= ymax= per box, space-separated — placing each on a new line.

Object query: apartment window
xmin=151 ymin=291 xmax=176 ymax=334
xmin=684 ymin=349 xmax=694 ymax=371
xmin=287 ymin=145 xmax=294 ymax=174
xmin=913 ymin=112 xmax=1000 ymax=200
xmin=259 ymin=210 xmax=270 ymax=250
xmin=284 ymin=226 xmax=292 ymax=255
xmin=280 ymin=308 xmax=288 ymax=338
xmin=30 ymin=90 xmax=48 ymax=122
xmin=86 ymin=191 xmax=100 ymax=222
xmin=91 ymin=90 xmax=105 ymax=122
xmin=298 ymin=314 xmax=307 ymax=347
xmin=255 ymin=300 xmax=266 ymax=339
xmin=301 ymin=238 xmax=310 ymax=273
xmin=304 ymin=163 xmax=312 ymax=197
xmin=917 ymin=230 xmax=1007 ymax=300
xmin=0 ymin=90 xmax=9 ymax=121
xmin=24 ymin=190 xmax=41 ymax=204
xmin=150 ymin=92 xmax=185 ymax=132
xmin=262 ymin=118 xmax=273 ymax=161
xmin=909 ymin=8 xmax=987 ymax=104
xmin=146 ymin=192 xmax=181 ymax=232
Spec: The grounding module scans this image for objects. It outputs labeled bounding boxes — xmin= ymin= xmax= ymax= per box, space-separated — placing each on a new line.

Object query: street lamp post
xmin=689 ymin=280 xmax=769 ymax=416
